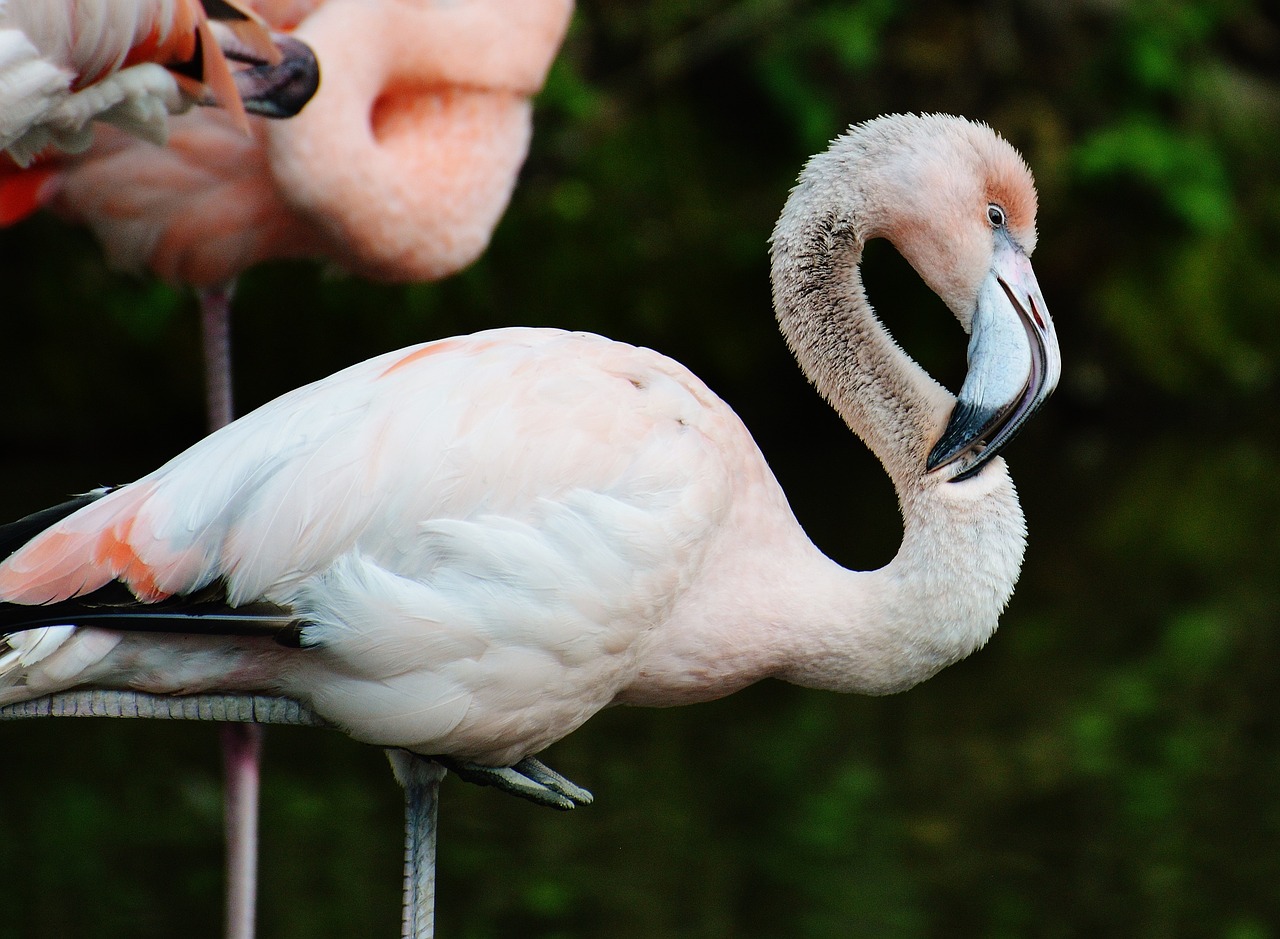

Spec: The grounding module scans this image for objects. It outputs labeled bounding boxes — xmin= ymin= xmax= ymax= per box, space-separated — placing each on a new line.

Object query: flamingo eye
xmin=987 ymin=204 xmax=1006 ymax=228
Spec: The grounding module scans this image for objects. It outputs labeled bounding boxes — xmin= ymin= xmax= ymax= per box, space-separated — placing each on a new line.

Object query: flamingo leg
xmin=197 ymin=281 xmax=263 ymax=939
xmin=388 ymin=752 xmax=447 ymax=939
xmin=221 ymin=723 xmax=263 ymax=939
xmin=198 ymin=282 xmax=237 ymax=432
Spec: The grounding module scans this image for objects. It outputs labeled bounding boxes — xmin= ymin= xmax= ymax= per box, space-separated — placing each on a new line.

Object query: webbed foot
xmin=433 ymin=755 xmax=593 ymax=810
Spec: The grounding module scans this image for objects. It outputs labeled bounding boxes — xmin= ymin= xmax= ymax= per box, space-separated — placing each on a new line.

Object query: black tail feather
xmin=0 ymin=588 xmax=307 ymax=647
xmin=0 ymin=597 xmax=306 ymax=647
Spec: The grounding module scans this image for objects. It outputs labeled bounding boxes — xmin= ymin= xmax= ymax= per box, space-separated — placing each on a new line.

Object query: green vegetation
xmin=1 ymin=1 xmax=1277 ymax=935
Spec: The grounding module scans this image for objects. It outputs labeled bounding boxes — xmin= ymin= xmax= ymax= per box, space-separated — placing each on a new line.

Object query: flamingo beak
xmin=926 ymin=232 xmax=1061 ymax=481
xmin=197 ymin=30 xmax=321 ymax=119
xmin=231 ymin=35 xmax=321 ymax=119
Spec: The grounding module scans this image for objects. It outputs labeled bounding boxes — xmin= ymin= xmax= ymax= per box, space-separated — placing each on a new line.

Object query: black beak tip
xmin=926 ymin=400 xmax=997 ymax=474
xmin=924 ymin=440 xmax=952 ymax=473
xmin=237 ymin=38 xmax=321 ymax=119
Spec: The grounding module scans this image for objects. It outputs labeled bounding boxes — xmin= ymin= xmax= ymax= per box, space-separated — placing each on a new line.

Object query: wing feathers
xmin=0 ymin=0 xmax=304 ymax=164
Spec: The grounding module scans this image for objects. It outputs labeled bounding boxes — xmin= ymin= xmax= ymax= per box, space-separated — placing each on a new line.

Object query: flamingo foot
xmin=432 ymin=755 xmax=592 ymax=810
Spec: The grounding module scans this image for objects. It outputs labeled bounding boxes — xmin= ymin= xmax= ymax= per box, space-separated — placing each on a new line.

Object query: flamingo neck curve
xmin=764 ymin=137 xmax=1028 ymax=695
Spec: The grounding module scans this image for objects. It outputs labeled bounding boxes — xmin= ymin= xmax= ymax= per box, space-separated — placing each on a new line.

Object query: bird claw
xmin=433 ymin=755 xmax=593 ymax=810
xmin=511 ymin=757 xmax=594 ymax=807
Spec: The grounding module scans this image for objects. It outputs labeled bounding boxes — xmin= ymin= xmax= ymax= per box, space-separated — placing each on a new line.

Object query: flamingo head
xmin=854 ymin=113 xmax=1061 ymax=481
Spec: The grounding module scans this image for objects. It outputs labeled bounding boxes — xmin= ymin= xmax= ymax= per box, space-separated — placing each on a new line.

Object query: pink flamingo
xmin=5 ymin=0 xmax=573 ymax=423
xmin=0 ymin=113 xmax=1059 ymax=935
xmin=24 ymin=0 xmax=573 ymax=283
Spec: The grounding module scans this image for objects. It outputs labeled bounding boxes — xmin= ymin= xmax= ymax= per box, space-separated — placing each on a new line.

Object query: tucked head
xmin=795 ymin=113 xmax=1059 ymax=481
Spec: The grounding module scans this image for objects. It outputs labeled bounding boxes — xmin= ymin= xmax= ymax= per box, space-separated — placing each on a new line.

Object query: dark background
xmin=2 ymin=1 xmax=1279 ymax=936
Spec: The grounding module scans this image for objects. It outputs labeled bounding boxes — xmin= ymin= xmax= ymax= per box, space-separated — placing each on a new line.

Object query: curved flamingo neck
xmin=771 ymin=200 xmax=952 ymax=488
xmin=763 ymin=140 xmax=1028 ymax=695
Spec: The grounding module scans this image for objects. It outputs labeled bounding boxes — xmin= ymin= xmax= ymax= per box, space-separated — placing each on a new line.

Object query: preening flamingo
xmin=0 ymin=113 xmax=1059 ymax=934
xmin=2 ymin=0 xmax=572 ymax=418
xmin=29 ymin=0 xmax=573 ymax=418
xmin=7 ymin=0 xmax=574 ymax=285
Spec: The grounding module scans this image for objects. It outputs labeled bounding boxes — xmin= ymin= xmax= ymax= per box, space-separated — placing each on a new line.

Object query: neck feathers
xmin=770 ymin=170 xmax=953 ymax=489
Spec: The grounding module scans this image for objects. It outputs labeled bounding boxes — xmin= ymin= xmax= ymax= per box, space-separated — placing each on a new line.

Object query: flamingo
xmin=0 ymin=113 xmax=1059 ymax=934
xmin=28 ymin=0 xmax=573 ymax=424
xmin=0 ymin=0 xmax=572 ymax=419
xmin=5 ymin=0 xmax=574 ymax=285
xmin=1 ymin=3 xmax=571 ymax=934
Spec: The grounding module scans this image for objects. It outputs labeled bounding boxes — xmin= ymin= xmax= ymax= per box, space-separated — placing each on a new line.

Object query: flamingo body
xmin=0 ymin=114 xmax=1060 ymax=772
xmin=0 ymin=330 xmax=759 ymax=763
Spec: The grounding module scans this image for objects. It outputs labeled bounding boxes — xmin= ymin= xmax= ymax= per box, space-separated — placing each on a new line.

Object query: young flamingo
xmin=1 ymin=113 xmax=1058 ymax=934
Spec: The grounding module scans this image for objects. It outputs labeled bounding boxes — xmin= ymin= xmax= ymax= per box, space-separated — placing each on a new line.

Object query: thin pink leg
xmin=222 ymin=723 xmax=264 ymax=939
xmin=198 ymin=282 xmax=263 ymax=939
xmin=199 ymin=282 xmax=236 ymax=432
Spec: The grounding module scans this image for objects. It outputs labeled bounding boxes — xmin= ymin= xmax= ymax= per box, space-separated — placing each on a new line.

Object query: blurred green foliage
xmin=1 ymin=0 xmax=1279 ymax=936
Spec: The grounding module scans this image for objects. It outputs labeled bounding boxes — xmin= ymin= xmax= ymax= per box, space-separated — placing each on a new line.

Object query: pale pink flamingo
xmin=2 ymin=3 xmax=571 ymax=934
xmin=0 ymin=113 xmax=1058 ymax=934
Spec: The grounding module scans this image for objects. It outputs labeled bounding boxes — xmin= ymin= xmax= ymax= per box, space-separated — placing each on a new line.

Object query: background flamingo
xmin=4 ymin=0 xmax=573 ymax=428
xmin=0 ymin=113 xmax=1058 ymax=936
xmin=21 ymin=0 xmax=574 ymax=286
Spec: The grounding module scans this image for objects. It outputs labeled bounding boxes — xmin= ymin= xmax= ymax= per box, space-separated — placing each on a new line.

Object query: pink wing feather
xmin=0 ymin=480 xmax=199 ymax=603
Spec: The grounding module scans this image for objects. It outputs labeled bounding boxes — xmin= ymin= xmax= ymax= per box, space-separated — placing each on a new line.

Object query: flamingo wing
xmin=0 ymin=329 xmax=744 ymax=758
